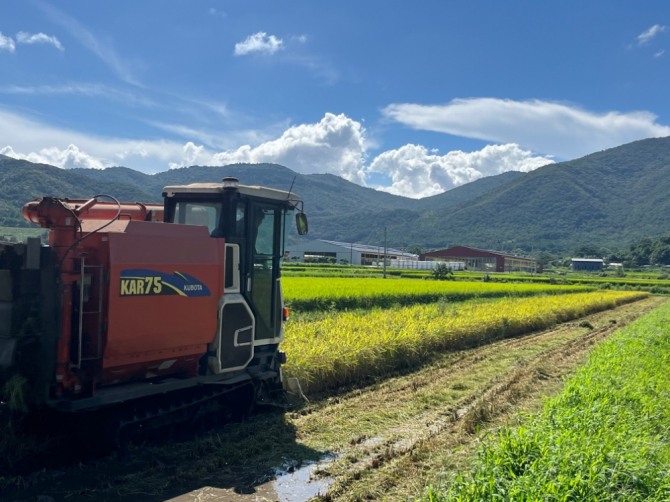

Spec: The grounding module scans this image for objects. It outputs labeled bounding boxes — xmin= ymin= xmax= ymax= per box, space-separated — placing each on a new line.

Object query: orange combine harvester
xmin=0 ymin=177 xmax=308 ymax=441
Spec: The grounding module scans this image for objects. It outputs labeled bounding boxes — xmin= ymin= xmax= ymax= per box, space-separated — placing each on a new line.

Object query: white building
xmin=571 ymin=258 xmax=604 ymax=271
xmin=387 ymin=259 xmax=465 ymax=271
xmin=285 ymin=239 xmax=417 ymax=266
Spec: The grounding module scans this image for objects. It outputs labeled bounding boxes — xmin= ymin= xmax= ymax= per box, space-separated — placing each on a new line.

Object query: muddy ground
xmin=1 ymin=296 xmax=666 ymax=502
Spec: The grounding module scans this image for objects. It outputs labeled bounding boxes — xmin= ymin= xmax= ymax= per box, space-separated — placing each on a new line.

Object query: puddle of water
xmin=259 ymin=458 xmax=335 ymax=501
xmin=167 ymin=456 xmax=336 ymax=502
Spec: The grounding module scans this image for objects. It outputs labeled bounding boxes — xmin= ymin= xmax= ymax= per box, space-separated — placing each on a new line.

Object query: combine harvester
xmin=0 ymin=177 xmax=307 ymax=442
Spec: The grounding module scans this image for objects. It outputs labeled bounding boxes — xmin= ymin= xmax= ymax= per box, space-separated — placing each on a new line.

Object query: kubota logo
xmin=120 ymin=269 xmax=210 ymax=297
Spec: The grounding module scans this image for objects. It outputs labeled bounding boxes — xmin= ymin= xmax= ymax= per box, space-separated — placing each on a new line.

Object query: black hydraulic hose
xmin=57 ymin=194 xmax=122 ymax=269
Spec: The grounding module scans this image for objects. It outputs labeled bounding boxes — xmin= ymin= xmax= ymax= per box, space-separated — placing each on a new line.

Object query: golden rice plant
xmin=283 ymin=276 xmax=591 ymax=312
xmin=282 ymin=291 xmax=647 ymax=394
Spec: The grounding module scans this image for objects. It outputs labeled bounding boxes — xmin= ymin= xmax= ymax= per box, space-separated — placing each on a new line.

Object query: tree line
xmin=538 ymin=235 xmax=670 ymax=268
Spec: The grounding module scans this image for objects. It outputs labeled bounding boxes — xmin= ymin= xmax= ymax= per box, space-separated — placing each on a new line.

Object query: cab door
xmin=247 ymin=203 xmax=283 ymax=343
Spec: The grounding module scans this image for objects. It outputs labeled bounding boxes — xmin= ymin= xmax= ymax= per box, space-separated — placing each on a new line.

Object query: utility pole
xmin=383 ymin=226 xmax=387 ymax=279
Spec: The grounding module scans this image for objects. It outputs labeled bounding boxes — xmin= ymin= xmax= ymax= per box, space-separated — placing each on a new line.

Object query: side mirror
xmin=296 ymin=212 xmax=308 ymax=235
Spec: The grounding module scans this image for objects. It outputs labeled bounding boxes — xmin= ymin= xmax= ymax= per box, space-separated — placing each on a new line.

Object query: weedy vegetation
xmin=424 ymin=298 xmax=670 ymax=501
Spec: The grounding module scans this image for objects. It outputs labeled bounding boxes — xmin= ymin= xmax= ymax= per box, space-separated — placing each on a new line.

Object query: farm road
xmin=3 ymin=296 xmax=666 ymax=502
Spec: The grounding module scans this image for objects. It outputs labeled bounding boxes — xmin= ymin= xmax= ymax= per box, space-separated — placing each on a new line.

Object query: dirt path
xmin=2 ymin=297 xmax=666 ymax=502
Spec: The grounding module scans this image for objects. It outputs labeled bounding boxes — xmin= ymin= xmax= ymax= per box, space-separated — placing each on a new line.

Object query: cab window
xmin=173 ymin=202 xmax=220 ymax=234
xmin=253 ymin=207 xmax=275 ymax=255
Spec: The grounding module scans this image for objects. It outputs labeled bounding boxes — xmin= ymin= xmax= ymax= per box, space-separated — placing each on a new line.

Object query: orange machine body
xmin=21 ymin=197 xmax=224 ymax=398
xmin=2 ymin=182 xmax=304 ymax=414
xmin=104 ymin=220 xmax=224 ymax=385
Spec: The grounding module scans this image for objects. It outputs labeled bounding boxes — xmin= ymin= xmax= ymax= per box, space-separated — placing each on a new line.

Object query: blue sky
xmin=1 ymin=1 xmax=670 ymax=198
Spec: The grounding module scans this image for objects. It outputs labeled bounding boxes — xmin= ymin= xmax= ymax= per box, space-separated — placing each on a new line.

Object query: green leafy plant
xmin=431 ymin=263 xmax=454 ymax=281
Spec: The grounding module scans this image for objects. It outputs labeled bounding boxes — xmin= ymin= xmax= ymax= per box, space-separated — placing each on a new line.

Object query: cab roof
xmin=162 ymin=181 xmax=301 ymax=208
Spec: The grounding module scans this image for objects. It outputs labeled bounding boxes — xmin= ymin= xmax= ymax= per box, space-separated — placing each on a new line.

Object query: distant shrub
xmin=431 ymin=263 xmax=454 ymax=281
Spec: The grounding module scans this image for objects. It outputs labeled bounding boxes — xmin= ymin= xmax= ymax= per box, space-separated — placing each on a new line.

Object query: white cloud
xmin=207 ymin=113 xmax=367 ymax=182
xmin=1 ymin=144 xmax=103 ymax=169
xmin=168 ymin=142 xmax=204 ymax=170
xmin=638 ymin=24 xmax=666 ymax=46
xmin=0 ymin=108 xmax=188 ymax=172
xmin=16 ymin=31 xmax=64 ymax=51
xmin=382 ymin=98 xmax=670 ymax=160
xmin=234 ymin=32 xmax=284 ymax=56
xmin=1 ymin=103 xmax=667 ymax=199
xmin=0 ymin=32 xmax=15 ymax=52
xmin=367 ymin=143 xmax=553 ymax=198
xmin=0 ymin=110 xmax=364 ymax=179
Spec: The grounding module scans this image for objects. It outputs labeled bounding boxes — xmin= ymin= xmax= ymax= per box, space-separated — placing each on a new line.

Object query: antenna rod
xmin=287 ymin=175 xmax=296 ymax=199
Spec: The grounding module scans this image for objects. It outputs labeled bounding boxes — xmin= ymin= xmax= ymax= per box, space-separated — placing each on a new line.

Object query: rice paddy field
xmin=283 ymin=276 xmax=592 ymax=311
xmin=278 ymin=274 xmax=666 ymax=499
xmin=282 ymin=262 xmax=670 ymax=294
xmin=282 ymin=281 xmax=648 ymax=395
xmin=1 ymin=271 xmax=667 ymax=501
xmin=424 ymin=296 xmax=670 ymax=501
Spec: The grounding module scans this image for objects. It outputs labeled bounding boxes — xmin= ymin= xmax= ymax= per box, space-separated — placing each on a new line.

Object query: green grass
xmin=424 ymin=300 xmax=670 ymax=501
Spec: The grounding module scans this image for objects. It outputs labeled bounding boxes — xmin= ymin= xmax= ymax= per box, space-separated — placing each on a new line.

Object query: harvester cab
xmin=0 ymin=177 xmax=307 ymax=426
xmin=161 ymin=177 xmax=306 ymax=374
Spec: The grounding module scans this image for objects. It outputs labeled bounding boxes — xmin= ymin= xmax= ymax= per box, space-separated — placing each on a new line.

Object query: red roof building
xmin=419 ymin=245 xmax=538 ymax=273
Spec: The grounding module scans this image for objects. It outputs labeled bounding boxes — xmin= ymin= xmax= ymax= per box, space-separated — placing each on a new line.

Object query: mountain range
xmin=1 ymin=136 xmax=670 ymax=255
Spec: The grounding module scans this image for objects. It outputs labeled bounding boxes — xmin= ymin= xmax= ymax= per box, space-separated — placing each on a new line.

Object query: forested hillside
xmin=1 ymin=136 xmax=670 ymax=254
xmin=383 ymin=137 xmax=670 ymax=253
